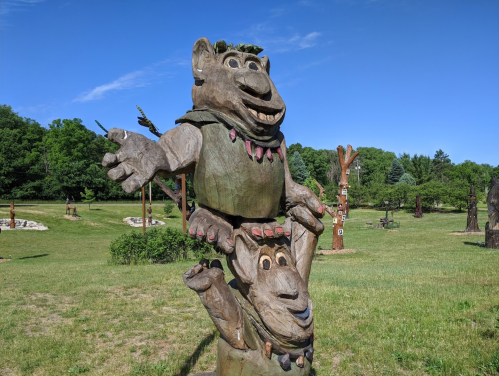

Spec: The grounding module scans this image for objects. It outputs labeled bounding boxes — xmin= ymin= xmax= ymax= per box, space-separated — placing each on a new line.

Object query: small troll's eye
xmin=228 ymin=59 xmax=239 ymax=68
xmin=276 ymin=252 xmax=287 ymax=266
xmin=260 ymin=255 xmax=272 ymax=270
xmin=248 ymin=62 xmax=258 ymax=71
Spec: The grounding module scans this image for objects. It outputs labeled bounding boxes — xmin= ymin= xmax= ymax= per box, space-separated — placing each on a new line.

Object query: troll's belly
xmin=194 ymin=123 xmax=284 ymax=219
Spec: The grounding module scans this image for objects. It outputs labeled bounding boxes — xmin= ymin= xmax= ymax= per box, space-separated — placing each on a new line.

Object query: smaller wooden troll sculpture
xmin=486 ymin=177 xmax=499 ymax=248
xmin=103 ymin=38 xmax=324 ymax=375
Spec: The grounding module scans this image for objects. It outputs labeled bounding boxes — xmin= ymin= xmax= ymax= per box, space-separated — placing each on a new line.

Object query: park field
xmin=0 ymin=203 xmax=498 ymax=375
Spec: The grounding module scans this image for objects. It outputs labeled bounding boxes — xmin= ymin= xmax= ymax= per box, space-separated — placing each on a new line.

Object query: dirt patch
xmin=316 ymin=249 xmax=356 ymax=255
xmin=64 ymin=215 xmax=81 ymax=220
xmin=449 ymin=231 xmax=485 ymax=236
xmin=0 ymin=258 xmax=12 ymax=263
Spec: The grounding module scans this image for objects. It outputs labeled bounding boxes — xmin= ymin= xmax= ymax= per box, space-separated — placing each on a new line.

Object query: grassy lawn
xmin=0 ymin=204 xmax=498 ymax=375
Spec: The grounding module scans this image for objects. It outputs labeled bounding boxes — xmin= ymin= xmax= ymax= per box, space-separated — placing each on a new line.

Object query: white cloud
xmin=288 ymin=32 xmax=322 ymax=49
xmin=73 ymin=58 xmax=188 ymax=103
xmin=0 ymin=0 xmax=44 ymax=16
xmin=74 ymin=70 xmax=148 ymax=102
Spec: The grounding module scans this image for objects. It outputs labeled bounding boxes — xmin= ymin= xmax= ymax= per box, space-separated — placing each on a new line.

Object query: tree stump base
xmin=485 ymin=222 xmax=499 ymax=249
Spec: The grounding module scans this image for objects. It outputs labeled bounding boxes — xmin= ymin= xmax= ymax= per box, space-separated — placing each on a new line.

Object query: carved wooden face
xmin=191 ymin=38 xmax=286 ymax=139
xmin=231 ymin=237 xmax=314 ymax=344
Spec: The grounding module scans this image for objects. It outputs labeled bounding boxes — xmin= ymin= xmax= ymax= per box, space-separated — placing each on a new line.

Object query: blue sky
xmin=1 ymin=0 xmax=498 ymax=166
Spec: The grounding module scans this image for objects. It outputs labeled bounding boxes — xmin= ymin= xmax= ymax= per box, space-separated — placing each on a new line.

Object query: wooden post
xmin=333 ymin=146 xmax=358 ymax=250
xmin=182 ymin=174 xmax=187 ymax=233
xmin=314 ymin=145 xmax=358 ymax=251
xmin=142 ymin=186 xmax=146 ymax=234
xmin=149 ymin=182 xmax=152 ymax=205
xmin=465 ymin=185 xmax=480 ymax=232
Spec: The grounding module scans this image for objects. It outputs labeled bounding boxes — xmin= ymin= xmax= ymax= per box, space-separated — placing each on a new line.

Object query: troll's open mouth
xmin=291 ymin=306 xmax=310 ymax=320
xmin=245 ymin=103 xmax=283 ymax=123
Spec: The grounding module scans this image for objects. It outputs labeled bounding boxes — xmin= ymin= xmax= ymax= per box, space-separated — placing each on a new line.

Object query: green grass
xmin=1 ymin=204 xmax=498 ymax=375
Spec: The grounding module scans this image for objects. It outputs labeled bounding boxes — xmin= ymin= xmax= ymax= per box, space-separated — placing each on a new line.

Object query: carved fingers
xmin=188 ymin=207 xmax=234 ymax=254
xmin=285 ymin=183 xmax=324 ymax=219
xmin=287 ymin=206 xmax=324 ymax=235
xmin=182 ymin=259 xmax=224 ymax=292
xmin=102 ymin=128 xmax=169 ymax=193
xmin=244 ymin=221 xmax=288 ymax=241
xmin=284 ymin=182 xmax=325 ymax=235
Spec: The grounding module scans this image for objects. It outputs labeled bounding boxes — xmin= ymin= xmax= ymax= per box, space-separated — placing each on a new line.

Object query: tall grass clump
xmin=109 ymin=227 xmax=213 ymax=265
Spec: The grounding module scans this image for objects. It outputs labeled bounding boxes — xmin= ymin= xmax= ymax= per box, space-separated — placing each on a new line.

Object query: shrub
xmin=163 ymin=202 xmax=175 ymax=217
xmin=109 ymin=227 xmax=213 ymax=265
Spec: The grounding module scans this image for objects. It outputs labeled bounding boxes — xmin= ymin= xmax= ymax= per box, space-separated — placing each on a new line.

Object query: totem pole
xmin=414 ymin=194 xmax=423 ymax=218
xmin=485 ymin=177 xmax=499 ymax=248
xmin=465 ymin=185 xmax=480 ymax=232
xmin=102 ymin=38 xmax=325 ymax=375
xmin=314 ymin=145 xmax=358 ymax=250
xmin=9 ymin=202 xmax=15 ymax=229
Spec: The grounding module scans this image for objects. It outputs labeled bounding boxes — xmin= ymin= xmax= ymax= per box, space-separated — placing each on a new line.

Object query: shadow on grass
xmin=463 ymin=241 xmax=485 ymax=247
xmin=174 ymin=331 xmax=217 ymax=376
xmin=19 ymin=254 xmax=49 ymax=259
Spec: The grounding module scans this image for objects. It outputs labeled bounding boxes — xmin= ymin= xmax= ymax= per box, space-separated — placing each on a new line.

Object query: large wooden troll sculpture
xmin=102 ymin=38 xmax=324 ymax=375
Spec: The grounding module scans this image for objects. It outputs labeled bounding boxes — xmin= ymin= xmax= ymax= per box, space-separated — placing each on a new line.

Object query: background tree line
xmin=287 ymin=143 xmax=499 ymax=211
xmin=0 ymin=105 xmax=191 ymax=201
xmin=1 ymin=104 xmax=498 ymax=208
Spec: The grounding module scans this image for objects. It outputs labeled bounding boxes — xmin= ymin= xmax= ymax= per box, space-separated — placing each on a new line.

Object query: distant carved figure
xmin=486 ymin=177 xmax=499 ymax=248
xmin=147 ymin=205 xmax=153 ymax=226
xmin=10 ymin=202 xmax=15 ymax=228
xmin=465 ymin=185 xmax=480 ymax=232
xmin=488 ymin=177 xmax=499 ymax=230
xmin=66 ymin=197 xmax=77 ymax=217
xmin=414 ymin=194 xmax=423 ymax=218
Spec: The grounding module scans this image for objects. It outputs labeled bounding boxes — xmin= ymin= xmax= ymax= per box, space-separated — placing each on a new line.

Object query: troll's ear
xmin=261 ymin=55 xmax=270 ymax=75
xmin=192 ymin=37 xmax=215 ymax=81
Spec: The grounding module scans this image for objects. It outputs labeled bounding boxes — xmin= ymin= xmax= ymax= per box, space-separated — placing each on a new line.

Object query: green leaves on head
xmin=212 ymin=40 xmax=264 ymax=56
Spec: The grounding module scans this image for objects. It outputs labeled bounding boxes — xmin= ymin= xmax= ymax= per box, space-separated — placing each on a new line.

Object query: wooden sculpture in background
xmin=414 ymin=194 xmax=423 ymax=218
xmin=65 ymin=197 xmax=77 ymax=217
xmin=485 ymin=177 xmax=499 ymax=248
xmin=314 ymin=145 xmax=358 ymax=250
xmin=9 ymin=202 xmax=15 ymax=228
xmin=102 ymin=38 xmax=325 ymax=375
xmin=465 ymin=185 xmax=480 ymax=232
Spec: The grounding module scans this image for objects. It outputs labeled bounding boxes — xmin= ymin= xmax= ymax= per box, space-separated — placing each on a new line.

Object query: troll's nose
xmin=234 ymin=70 xmax=271 ymax=98
xmin=273 ymin=273 xmax=299 ymax=300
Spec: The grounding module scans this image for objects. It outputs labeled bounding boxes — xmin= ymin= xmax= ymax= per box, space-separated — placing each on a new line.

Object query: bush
xmin=109 ymin=227 xmax=213 ymax=265
xmin=163 ymin=202 xmax=175 ymax=217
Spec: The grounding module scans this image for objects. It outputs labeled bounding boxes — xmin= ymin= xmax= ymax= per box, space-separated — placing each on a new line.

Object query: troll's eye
xmin=276 ymin=252 xmax=287 ymax=266
xmin=248 ymin=62 xmax=258 ymax=71
xmin=260 ymin=255 xmax=272 ymax=270
xmin=228 ymin=59 xmax=239 ymax=68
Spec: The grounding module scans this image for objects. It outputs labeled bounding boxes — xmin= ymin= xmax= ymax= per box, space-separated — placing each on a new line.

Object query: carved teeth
xmin=258 ymin=112 xmax=266 ymax=120
xmin=229 ymin=128 xmax=237 ymax=141
xmin=275 ymin=112 xmax=281 ymax=120
xmin=248 ymin=108 xmax=258 ymax=117
xmin=296 ymin=355 xmax=304 ymax=368
xmin=267 ymin=114 xmax=274 ymax=121
xmin=245 ymin=141 xmax=253 ymax=158
xmin=265 ymin=342 xmax=272 ymax=359
xmin=278 ymin=353 xmax=291 ymax=370
xmin=264 ymin=229 xmax=274 ymax=238
xmin=266 ymin=148 xmax=273 ymax=162
xmin=255 ymin=146 xmax=264 ymax=160
xmin=305 ymin=348 xmax=314 ymax=362
xmin=276 ymin=147 xmax=284 ymax=161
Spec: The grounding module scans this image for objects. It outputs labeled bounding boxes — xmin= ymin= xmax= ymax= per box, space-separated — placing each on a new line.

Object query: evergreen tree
xmin=431 ymin=149 xmax=452 ymax=183
xmin=397 ymin=173 xmax=416 ymax=186
xmin=289 ymin=151 xmax=309 ymax=184
xmin=387 ymin=159 xmax=405 ymax=184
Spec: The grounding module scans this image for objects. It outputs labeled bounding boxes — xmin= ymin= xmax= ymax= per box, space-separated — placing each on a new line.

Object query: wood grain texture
xmin=194 ymin=122 xmax=284 ymax=219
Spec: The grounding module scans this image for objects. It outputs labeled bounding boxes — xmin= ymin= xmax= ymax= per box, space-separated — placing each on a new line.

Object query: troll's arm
xmin=102 ymin=123 xmax=201 ymax=192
